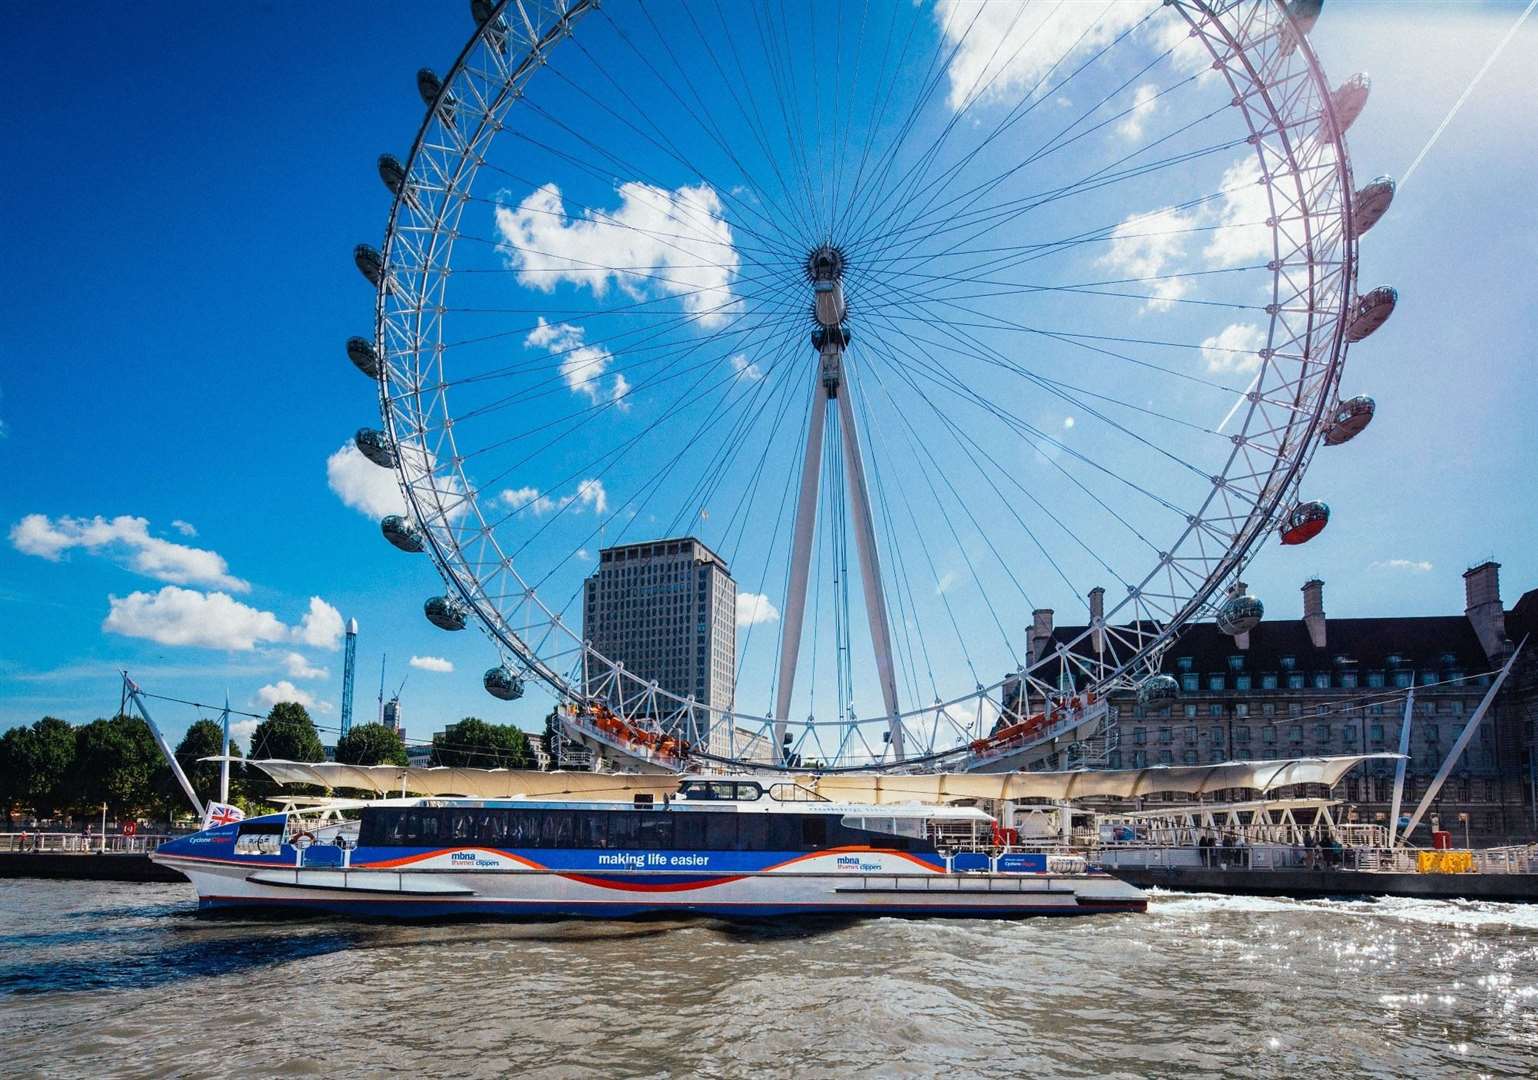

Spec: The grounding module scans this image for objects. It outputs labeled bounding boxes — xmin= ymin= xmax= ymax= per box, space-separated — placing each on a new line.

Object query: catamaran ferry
xmin=153 ymin=776 xmax=1145 ymax=919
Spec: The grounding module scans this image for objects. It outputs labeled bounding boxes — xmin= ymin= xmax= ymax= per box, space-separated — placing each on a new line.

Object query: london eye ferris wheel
xmin=346 ymin=0 xmax=1397 ymax=773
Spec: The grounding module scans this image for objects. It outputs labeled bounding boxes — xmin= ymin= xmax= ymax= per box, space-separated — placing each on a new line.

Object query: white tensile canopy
xmin=243 ymin=755 xmax=1395 ymax=804
xmin=244 ymin=761 xmax=681 ymax=801
xmin=799 ymin=755 xmax=1399 ymax=804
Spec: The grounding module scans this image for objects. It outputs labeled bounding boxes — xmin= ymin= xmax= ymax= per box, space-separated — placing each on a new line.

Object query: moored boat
xmin=153 ymin=776 xmax=1145 ymax=919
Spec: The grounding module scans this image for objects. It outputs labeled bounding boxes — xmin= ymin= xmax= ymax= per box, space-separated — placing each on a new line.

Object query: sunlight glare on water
xmin=2 ymin=881 xmax=1535 ymax=1078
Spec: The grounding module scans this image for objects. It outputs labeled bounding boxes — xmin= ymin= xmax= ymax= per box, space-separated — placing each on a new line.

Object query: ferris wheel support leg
xmin=835 ymin=386 xmax=904 ymax=758
xmin=773 ymin=373 xmax=830 ymax=752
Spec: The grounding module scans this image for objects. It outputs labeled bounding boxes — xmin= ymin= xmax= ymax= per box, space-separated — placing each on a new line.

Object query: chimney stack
xmin=1088 ymin=587 xmax=1105 ymax=657
xmin=1030 ymin=608 xmax=1055 ymax=663
xmin=1302 ymin=578 xmax=1326 ymax=649
xmin=1463 ymin=561 xmax=1508 ymax=659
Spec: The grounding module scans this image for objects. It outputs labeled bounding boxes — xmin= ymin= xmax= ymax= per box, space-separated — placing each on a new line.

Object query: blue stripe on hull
xmin=199 ymin=896 xmax=1145 ymax=920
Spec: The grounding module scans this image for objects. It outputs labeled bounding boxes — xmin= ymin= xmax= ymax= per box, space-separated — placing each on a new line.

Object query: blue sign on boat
xmin=996 ymin=852 xmax=1048 ymax=873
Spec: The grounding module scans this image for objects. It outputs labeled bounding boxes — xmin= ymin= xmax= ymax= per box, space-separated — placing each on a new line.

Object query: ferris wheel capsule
xmin=346 ymin=336 xmax=380 ymax=379
xmin=1352 ymin=176 xmax=1396 ymax=238
xmin=416 ymin=68 xmax=457 ymax=126
xmin=353 ymin=244 xmax=384 ymax=288
xmin=1346 ymin=286 xmax=1397 ymax=342
xmin=1216 ymin=594 xmax=1265 ymax=636
xmin=470 ymin=1 xmax=509 ymax=51
xmin=1328 ymin=73 xmax=1371 ymax=136
xmin=1136 ymin=674 xmax=1179 ymax=707
xmin=381 ymin=514 xmax=425 ymax=553
xmin=377 ymin=154 xmax=407 ymax=196
xmin=354 ymin=427 xmax=397 ymax=468
xmin=1279 ymin=0 xmax=1324 ymax=57
xmin=425 ymin=596 xmax=468 ymax=632
xmin=1280 ymin=501 xmax=1330 ymax=545
xmin=1323 ymin=395 xmax=1376 ymax=446
xmin=483 ymin=664 xmax=525 ymax=701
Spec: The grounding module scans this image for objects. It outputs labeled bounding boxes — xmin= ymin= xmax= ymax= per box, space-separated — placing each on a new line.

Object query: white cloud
xmin=500 ymin=478 xmax=607 ymax=517
xmin=935 ymin=571 xmax=958 ymax=596
xmin=1199 ymin=322 xmax=1265 ymax=375
xmin=576 ymin=548 xmax=592 ymax=561
xmin=496 ymin=181 xmax=739 ymax=326
xmin=1371 ymin=559 xmax=1434 ymax=573
xmin=574 ymin=478 xmax=608 ymax=515
xmin=1204 ymin=155 xmax=1274 ymax=268
xmin=104 ymin=586 xmax=289 ymax=651
xmin=1062 ymin=416 xmax=1076 ymax=430
xmin=325 ymin=440 xmax=467 ymax=523
xmin=1149 ymin=9 xmax=1216 ymax=77
xmin=170 ymin=519 xmax=197 ymax=537
xmin=282 ymin=652 xmax=329 ymax=680
xmin=409 ymin=655 xmax=454 ymax=673
xmin=292 ymin=597 xmax=344 ymax=650
xmin=326 ymin=442 xmax=407 ymax=518
xmin=230 ymin=718 xmax=260 ymax=739
xmin=1116 ymin=83 xmax=1160 ymax=140
xmin=1099 ymin=206 xmax=1194 ymax=310
xmin=523 ymin=317 xmax=630 ymax=406
xmin=253 ymin=680 xmax=331 ymax=714
xmin=102 ymin=586 xmax=346 ymax=654
xmin=10 ymin=513 xmax=248 ymax=592
xmin=730 ymin=354 xmax=763 ymax=381
xmin=736 ymin=592 xmax=780 ymax=627
xmin=936 ymin=0 xmax=1148 ymax=112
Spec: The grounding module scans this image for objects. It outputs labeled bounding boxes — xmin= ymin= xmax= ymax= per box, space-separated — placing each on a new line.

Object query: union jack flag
xmin=204 ymin=802 xmax=245 ymax=829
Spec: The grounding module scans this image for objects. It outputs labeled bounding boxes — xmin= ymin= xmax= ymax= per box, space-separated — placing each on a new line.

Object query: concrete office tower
xmin=583 ymin=538 xmax=736 ymax=755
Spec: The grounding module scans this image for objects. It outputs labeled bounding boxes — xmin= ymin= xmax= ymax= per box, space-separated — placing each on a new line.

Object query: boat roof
xmin=244 ymin=755 xmax=1397 ymax=805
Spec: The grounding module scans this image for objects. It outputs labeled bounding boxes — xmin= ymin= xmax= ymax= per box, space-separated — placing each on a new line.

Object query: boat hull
xmin=154 ymin=855 xmax=1146 ymax=920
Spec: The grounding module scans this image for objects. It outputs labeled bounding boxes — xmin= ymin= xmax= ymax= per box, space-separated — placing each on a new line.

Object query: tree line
xmin=1 ymin=701 xmax=542 ymax=824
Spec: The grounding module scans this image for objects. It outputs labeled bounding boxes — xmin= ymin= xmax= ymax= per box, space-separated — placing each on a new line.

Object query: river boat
xmin=152 ymin=776 xmax=1146 ymax=919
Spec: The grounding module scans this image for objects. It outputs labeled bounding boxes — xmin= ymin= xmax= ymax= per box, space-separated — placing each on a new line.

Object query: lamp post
xmin=99 ymin=803 xmax=107 ymax=854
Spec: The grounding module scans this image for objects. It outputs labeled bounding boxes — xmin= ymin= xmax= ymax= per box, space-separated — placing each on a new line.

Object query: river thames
xmin=3 ymin=879 xmax=1535 ymax=1078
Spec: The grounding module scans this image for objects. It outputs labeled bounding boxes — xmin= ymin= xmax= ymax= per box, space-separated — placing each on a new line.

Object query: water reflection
xmin=1 ymin=881 xmax=1534 ymax=1078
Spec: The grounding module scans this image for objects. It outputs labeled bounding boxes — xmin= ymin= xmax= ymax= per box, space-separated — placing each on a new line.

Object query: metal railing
xmin=0 ymin=832 xmax=176 ymax=855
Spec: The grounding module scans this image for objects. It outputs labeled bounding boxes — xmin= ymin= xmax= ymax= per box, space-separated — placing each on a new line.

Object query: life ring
xmin=289 ymin=831 xmax=316 ymax=847
xmin=121 ymin=821 xmax=137 ymax=837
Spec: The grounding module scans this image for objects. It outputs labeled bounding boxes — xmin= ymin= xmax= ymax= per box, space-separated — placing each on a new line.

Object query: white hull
xmin=156 ymin=850 xmax=1146 ymax=919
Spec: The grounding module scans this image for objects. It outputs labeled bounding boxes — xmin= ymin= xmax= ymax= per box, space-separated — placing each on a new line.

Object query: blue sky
xmin=3 ymin=1 xmax=1536 ymax=749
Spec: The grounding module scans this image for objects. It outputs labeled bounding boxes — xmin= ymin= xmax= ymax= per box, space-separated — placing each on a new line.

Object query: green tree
xmin=430 ymin=716 xmax=533 ymax=769
xmin=248 ymin=701 xmax=325 ymax=762
xmin=336 ymin=722 xmax=408 ymax=766
xmin=0 ymin=716 xmax=78 ymax=820
xmin=68 ymin=714 xmax=161 ymax=816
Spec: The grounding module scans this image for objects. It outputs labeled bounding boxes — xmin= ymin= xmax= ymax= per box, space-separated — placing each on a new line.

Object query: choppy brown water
xmin=2 ymin=879 xmax=1536 ymax=1078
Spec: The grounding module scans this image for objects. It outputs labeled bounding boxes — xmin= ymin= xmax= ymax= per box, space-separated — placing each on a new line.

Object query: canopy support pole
xmin=1386 ymin=689 xmax=1414 ymax=849
xmin=123 ymin=672 xmax=204 ymax=819
xmin=1400 ymin=639 xmax=1524 ymax=845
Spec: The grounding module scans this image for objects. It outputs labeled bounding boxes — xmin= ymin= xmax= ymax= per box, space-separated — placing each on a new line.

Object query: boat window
xmin=840 ymin=815 xmax=930 ymax=841
xmin=672 ymin=813 xmax=706 ymax=850
xmin=636 ymin=812 xmax=673 ymax=850
xmin=234 ymin=819 xmax=285 ymax=855
xmin=705 ymin=814 xmax=737 ymax=850
xmin=736 ymin=816 xmax=770 ymax=849
xmin=573 ymin=810 xmax=607 ymax=849
xmin=607 ymin=812 xmax=638 ymax=849
xmin=801 ymin=815 xmax=827 ymax=849
xmin=733 ymin=782 xmax=764 ymax=802
xmin=768 ymin=783 xmax=827 ymax=802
